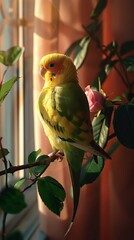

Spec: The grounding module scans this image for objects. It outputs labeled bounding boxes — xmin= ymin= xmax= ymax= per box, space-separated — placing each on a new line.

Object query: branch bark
xmin=0 ymin=152 xmax=63 ymax=176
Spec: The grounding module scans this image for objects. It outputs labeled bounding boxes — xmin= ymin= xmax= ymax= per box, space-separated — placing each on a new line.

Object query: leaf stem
xmin=0 ymin=68 xmax=8 ymax=88
xmin=22 ymin=161 xmax=51 ymax=192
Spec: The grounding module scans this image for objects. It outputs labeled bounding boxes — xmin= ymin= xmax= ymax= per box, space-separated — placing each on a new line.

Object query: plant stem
xmin=0 ymin=138 xmax=7 ymax=163
xmin=107 ymin=132 xmax=116 ymax=141
xmin=116 ymin=52 xmax=131 ymax=92
xmin=84 ymin=27 xmax=130 ymax=88
xmin=22 ymin=161 xmax=51 ymax=192
xmin=0 ymin=68 xmax=8 ymax=87
xmin=111 ymin=63 xmax=128 ymax=88
xmin=101 ymin=46 xmax=129 ymax=88
xmin=2 ymin=212 xmax=7 ymax=240
xmin=0 ymin=151 xmax=63 ymax=176
xmin=0 ymin=138 xmax=9 ymax=238
xmin=0 ymin=138 xmax=8 ymax=187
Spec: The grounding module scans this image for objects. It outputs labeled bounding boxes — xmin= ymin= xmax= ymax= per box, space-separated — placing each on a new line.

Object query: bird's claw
xmin=49 ymin=150 xmax=64 ymax=161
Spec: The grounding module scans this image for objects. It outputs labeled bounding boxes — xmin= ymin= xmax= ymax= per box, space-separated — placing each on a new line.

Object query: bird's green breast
xmin=38 ymin=82 xmax=93 ymax=150
xmin=38 ymin=87 xmax=66 ymax=140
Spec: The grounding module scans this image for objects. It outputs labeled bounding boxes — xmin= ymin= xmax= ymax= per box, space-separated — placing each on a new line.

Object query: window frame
xmin=0 ymin=0 xmax=40 ymax=238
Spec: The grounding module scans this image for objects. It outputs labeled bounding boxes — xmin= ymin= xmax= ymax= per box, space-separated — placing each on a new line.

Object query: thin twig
xmin=22 ymin=161 xmax=51 ymax=192
xmin=0 ymin=138 xmax=8 ymax=187
xmin=22 ymin=177 xmax=37 ymax=193
xmin=0 ymin=137 xmax=7 ymax=163
xmin=111 ymin=63 xmax=128 ymax=88
xmin=0 ymin=152 xmax=63 ymax=176
xmin=116 ymin=52 xmax=131 ymax=92
xmin=83 ymin=26 xmax=129 ymax=88
xmin=2 ymin=212 xmax=7 ymax=240
xmin=0 ymin=138 xmax=8 ymax=239
xmin=101 ymin=47 xmax=129 ymax=88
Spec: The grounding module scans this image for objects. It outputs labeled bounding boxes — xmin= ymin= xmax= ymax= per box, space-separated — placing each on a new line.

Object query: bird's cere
xmin=40 ymin=66 xmax=46 ymax=78
xmin=85 ymin=85 xmax=106 ymax=113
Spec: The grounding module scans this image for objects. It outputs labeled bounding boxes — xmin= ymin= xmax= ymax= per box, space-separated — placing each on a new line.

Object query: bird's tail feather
xmin=64 ymin=146 xmax=84 ymax=237
xmin=70 ymin=140 xmax=111 ymax=159
xmin=89 ymin=140 xmax=111 ymax=159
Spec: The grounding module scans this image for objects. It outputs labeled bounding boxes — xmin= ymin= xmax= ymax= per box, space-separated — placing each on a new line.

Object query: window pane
xmin=0 ymin=1 xmax=39 ymax=238
xmin=0 ymin=0 xmax=19 ymax=181
xmin=0 ymin=0 xmax=35 ymax=180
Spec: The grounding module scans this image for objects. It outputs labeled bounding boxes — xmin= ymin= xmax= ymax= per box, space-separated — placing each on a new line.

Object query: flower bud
xmin=85 ymin=85 xmax=105 ymax=113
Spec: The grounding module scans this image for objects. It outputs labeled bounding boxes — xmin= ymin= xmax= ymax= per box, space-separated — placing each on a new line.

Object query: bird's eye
xmin=48 ymin=63 xmax=56 ymax=68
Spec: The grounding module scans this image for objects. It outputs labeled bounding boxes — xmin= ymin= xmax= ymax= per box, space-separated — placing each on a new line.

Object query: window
xmin=0 ymin=1 xmax=39 ymax=238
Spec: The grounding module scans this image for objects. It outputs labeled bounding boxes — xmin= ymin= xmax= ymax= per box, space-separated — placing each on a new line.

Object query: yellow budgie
xmin=38 ymin=53 xmax=110 ymax=234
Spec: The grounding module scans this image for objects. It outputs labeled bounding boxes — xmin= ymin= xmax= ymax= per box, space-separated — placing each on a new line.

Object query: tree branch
xmin=0 ymin=152 xmax=64 ymax=176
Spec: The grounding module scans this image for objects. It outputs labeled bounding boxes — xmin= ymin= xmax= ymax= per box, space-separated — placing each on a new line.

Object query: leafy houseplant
xmin=0 ymin=0 xmax=134 ymax=239
xmin=65 ymin=0 xmax=134 ymax=185
xmin=0 ymin=46 xmax=66 ymax=239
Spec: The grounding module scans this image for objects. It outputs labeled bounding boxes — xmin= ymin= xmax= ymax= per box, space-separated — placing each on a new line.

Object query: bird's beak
xmin=40 ymin=66 xmax=46 ymax=78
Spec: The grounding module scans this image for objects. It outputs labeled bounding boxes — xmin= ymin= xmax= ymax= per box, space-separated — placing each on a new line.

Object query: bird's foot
xmin=49 ymin=150 xmax=64 ymax=161
xmin=56 ymin=151 xmax=64 ymax=161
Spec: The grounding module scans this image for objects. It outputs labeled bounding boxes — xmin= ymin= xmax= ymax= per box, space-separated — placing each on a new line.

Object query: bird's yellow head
xmin=40 ymin=53 xmax=78 ymax=87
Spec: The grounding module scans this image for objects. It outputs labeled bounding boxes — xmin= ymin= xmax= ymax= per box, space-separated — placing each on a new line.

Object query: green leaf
xmin=113 ymin=103 xmax=134 ymax=149
xmin=0 ymin=76 xmax=19 ymax=105
xmin=5 ymin=231 xmax=23 ymax=240
xmin=80 ymin=109 xmax=113 ymax=187
xmin=112 ymin=96 xmax=122 ymax=102
xmin=105 ymin=100 xmax=114 ymax=108
xmin=93 ymin=69 xmax=107 ymax=87
xmin=0 ymin=46 xmax=24 ymax=66
xmin=14 ymin=178 xmax=27 ymax=189
xmin=73 ymin=36 xmax=91 ymax=70
xmin=65 ymin=38 xmax=81 ymax=56
xmin=93 ymin=108 xmax=113 ymax=147
xmin=96 ymin=52 xmax=119 ymax=86
xmin=28 ymin=149 xmax=41 ymax=164
xmin=105 ymin=60 xmax=118 ymax=75
xmin=101 ymin=43 xmax=118 ymax=69
xmin=85 ymin=20 xmax=101 ymax=35
xmin=0 ymin=148 xmax=9 ymax=159
xmin=92 ymin=114 xmax=105 ymax=145
xmin=107 ymin=141 xmax=120 ymax=156
xmin=37 ymin=176 xmax=66 ymax=216
xmin=123 ymin=92 xmax=134 ymax=102
xmin=28 ymin=149 xmax=41 ymax=175
xmin=120 ymin=41 xmax=134 ymax=55
xmin=0 ymin=187 xmax=27 ymax=214
xmin=106 ymin=41 xmax=118 ymax=52
xmin=92 ymin=114 xmax=107 ymax=147
xmin=80 ymin=156 xmax=104 ymax=186
xmin=91 ymin=0 xmax=108 ymax=19
xmin=33 ymin=154 xmax=49 ymax=176
xmin=122 ymin=56 xmax=134 ymax=71
xmin=130 ymin=97 xmax=134 ymax=104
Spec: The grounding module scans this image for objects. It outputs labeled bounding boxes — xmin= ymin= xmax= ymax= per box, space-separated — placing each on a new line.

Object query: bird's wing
xmin=39 ymin=82 xmax=93 ymax=146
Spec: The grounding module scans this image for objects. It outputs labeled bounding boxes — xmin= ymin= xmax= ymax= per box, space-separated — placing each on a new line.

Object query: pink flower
xmin=85 ymin=85 xmax=105 ymax=113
